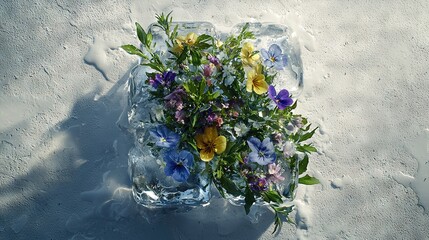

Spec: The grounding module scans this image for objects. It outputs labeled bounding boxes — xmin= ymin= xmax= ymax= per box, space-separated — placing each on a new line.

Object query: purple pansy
xmin=261 ymin=44 xmax=288 ymax=70
xmin=163 ymin=150 xmax=194 ymax=182
xmin=149 ymin=71 xmax=176 ymax=88
xmin=149 ymin=125 xmax=180 ymax=148
xmin=249 ymin=176 xmax=268 ymax=192
xmin=268 ymin=85 xmax=293 ymax=110
xmin=247 ymin=137 xmax=276 ymax=165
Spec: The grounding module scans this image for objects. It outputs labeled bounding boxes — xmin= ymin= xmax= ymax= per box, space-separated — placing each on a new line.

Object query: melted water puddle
xmin=394 ymin=129 xmax=429 ymax=213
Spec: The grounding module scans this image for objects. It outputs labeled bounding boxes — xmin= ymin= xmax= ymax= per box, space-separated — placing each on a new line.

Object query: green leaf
xmin=188 ymin=141 xmax=198 ymax=151
xmin=296 ymin=144 xmax=317 ymax=153
xmin=191 ymin=113 xmax=198 ymax=127
xmin=146 ymin=32 xmax=153 ymax=47
xmin=135 ymin=22 xmax=147 ymax=45
xmin=176 ymin=46 xmax=188 ymax=64
xmin=273 ymin=214 xmax=282 ymax=234
xmin=298 ymin=154 xmax=309 ymax=175
xmin=298 ymin=175 xmax=320 ymax=185
xmin=244 ymin=186 xmax=255 ymax=214
xmin=190 ymin=49 xmax=202 ymax=66
xmin=262 ymin=190 xmax=283 ymax=204
xmin=121 ymin=45 xmax=148 ymax=59
xmin=219 ymin=175 xmax=243 ymax=197
xmin=214 ymin=181 xmax=226 ymax=198
xmin=299 ymin=127 xmax=318 ymax=142
xmin=199 ymin=76 xmax=206 ymax=96
xmin=208 ymin=90 xmax=221 ymax=100
xmin=196 ymin=34 xmax=213 ymax=43
xmin=141 ymin=62 xmax=163 ymax=72
xmin=195 ymin=42 xmax=211 ymax=49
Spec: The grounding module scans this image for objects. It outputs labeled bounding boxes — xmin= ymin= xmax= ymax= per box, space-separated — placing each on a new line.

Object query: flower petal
xmin=253 ymin=76 xmax=268 ymax=95
xmin=248 ymin=151 xmax=261 ymax=164
xmin=268 ymin=85 xmax=277 ymax=101
xmin=164 ymin=162 xmax=176 ymax=176
xmin=277 ymin=89 xmax=290 ymax=99
xmin=264 ymin=59 xmax=274 ymax=68
xmin=214 ymin=136 xmax=227 ymax=154
xmin=195 ymin=133 xmax=205 ymax=149
xmin=246 ymin=73 xmax=254 ymax=92
xmin=200 ymin=148 xmax=215 ymax=162
xmin=171 ymin=165 xmax=190 ymax=182
xmin=178 ymin=150 xmax=194 ymax=168
xmin=247 ymin=137 xmax=261 ymax=152
xmin=254 ymin=64 xmax=263 ymax=74
xmin=204 ymin=126 xmax=218 ymax=141
xmin=261 ymin=138 xmax=275 ymax=153
xmin=163 ymin=150 xmax=178 ymax=164
xmin=269 ymin=44 xmax=282 ymax=57
xmin=265 ymin=152 xmax=277 ymax=164
xmin=261 ymin=48 xmax=269 ymax=59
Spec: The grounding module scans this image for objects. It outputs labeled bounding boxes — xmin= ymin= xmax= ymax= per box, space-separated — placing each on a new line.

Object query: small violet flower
xmin=267 ymin=163 xmax=285 ymax=183
xmin=175 ymin=110 xmax=186 ymax=124
xmin=149 ymin=71 xmax=176 ymax=88
xmin=247 ymin=137 xmax=276 ymax=165
xmin=203 ymin=64 xmax=214 ymax=78
xmin=249 ymin=176 xmax=268 ymax=192
xmin=261 ymin=44 xmax=288 ymax=70
xmin=164 ymin=87 xmax=186 ymax=110
xmin=163 ymin=150 xmax=194 ymax=182
xmin=268 ymin=85 xmax=293 ymax=110
xmin=149 ymin=125 xmax=180 ymax=149
xmin=206 ymin=113 xmax=223 ymax=127
xmin=208 ymin=55 xmax=220 ymax=67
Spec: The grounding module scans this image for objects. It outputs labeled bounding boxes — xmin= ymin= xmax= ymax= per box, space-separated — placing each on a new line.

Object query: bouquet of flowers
xmin=123 ymin=12 xmax=319 ymax=233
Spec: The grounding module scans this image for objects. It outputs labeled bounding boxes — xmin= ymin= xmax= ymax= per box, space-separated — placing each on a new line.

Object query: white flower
xmin=283 ymin=140 xmax=296 ymax=158
xmin=151 ymin=105 xmax=164 ymax=121
xmin=234 ymin=122 xmax=249 ymax=137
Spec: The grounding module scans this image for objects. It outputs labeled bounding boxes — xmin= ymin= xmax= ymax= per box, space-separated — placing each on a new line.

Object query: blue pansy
xmin=268 ymin=85 xmax=293 ymax=110
xmin=247 ymin=137 xmax=276 ymax=165
xmin=149 ymin=125 xmax=180 ymax=148
xmin=164 ymin=150 xmax=194 ymax=182
xmin=261 ymin=44 xmax=288 ymax=70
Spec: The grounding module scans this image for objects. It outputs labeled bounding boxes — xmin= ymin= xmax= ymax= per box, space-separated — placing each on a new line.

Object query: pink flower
xmin=267 ymin=163 xmax=285 ymax=183
xmin=203 ymin=64 xmax=214 ymax=77
xmin=175 ymin=110 xmax=186 ymax=124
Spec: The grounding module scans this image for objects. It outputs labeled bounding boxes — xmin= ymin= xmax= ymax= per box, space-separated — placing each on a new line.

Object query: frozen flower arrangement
xmin=122 ymin=12 xmax=319 ymax=233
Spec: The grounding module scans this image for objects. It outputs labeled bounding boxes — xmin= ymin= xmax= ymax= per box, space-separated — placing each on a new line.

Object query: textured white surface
xmin=1 ymin=0 xmax=429 ymax=239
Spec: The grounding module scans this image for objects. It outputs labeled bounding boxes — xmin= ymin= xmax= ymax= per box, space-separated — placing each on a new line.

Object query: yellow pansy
xmin=240 ymin=42 xmax=260 ymax=66
xmin=215 ymin=39 xmax=223 ymax=48
xmin=195 ymin=126 xmax=227 ymax=162
xmin=246 ymin=64 xmax=268 ymax=95
xmin=172 ymin=32 xmax=198 ymax=54
xmin=172 ymin=38 xmax=184 ymax=54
